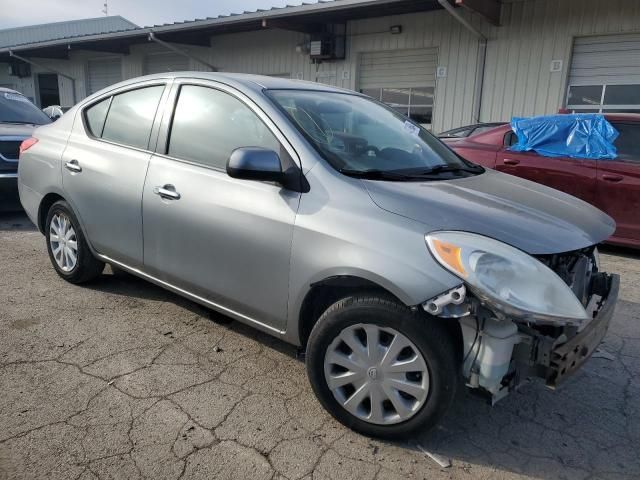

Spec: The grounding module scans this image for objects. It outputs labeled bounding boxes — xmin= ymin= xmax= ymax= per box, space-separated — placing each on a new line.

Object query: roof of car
xmin=91 ymin=71 xmax=354 ymax=100
xmin=0 ymin=86 xmax=22 ymax=95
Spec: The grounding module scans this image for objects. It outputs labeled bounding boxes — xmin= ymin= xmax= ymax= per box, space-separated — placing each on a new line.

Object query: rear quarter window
xmin=84 ymin=98 xmax=110 ymax=137
xmin=98 ymin=85 xmax=165 ymax=150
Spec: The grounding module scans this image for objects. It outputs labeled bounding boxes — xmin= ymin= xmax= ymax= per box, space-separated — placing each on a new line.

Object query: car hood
xmin=0 ymin=123 xmax=38 ymax=137
xmin=363 ymin=169 xmax=615 ymax=255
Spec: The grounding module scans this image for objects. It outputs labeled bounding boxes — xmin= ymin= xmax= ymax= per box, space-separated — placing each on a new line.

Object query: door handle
xmin=503 ymin=158 xmax=520 ymax=166
xmin=602 ymin=174 xmax=624 ymax=183
xmin=64 ymin=159 xmax=82 ymax=173
xmin=153 ymin=184 xmax=181 ymax=200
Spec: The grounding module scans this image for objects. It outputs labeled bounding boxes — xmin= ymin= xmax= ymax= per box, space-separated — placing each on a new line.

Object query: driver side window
xmin=167 ymin=85 xmax=281 ymax=169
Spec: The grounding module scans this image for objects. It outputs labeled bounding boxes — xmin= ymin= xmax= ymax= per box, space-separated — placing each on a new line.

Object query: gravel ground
xmin=0 ymin=211 xmax=638 ymax=480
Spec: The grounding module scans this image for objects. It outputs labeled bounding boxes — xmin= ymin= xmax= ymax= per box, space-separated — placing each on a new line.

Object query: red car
xmin=448 ymin=114 xmax=640 ymax=248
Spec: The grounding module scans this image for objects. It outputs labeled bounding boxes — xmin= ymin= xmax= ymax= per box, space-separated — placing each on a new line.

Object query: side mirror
xmin=227 ymin=147 xmax=284 ymax=182
xmin=227 ymin=147 xmax=309 ymax=193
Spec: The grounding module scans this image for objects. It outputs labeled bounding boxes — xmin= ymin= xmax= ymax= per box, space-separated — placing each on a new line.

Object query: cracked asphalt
xmin=0 ymin=211 xmax=638 ymax=480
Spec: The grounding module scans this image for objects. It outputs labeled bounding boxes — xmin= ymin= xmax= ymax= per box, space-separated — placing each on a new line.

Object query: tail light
xmin=19 ymin=137 xmax=38 ymax=157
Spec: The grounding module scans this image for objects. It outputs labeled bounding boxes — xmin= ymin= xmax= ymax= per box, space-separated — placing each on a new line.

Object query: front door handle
xmin=64 ymin=159 xmax=82 ymax=173
xmin=153 ymin=184 xmax=181 ymax=200
xmin=602 ymin=174 xmax=624 ymax=183
xmin=503 ymin=158 xmax=520 ymax=166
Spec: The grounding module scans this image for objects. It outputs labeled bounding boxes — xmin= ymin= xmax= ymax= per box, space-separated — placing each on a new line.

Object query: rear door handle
xmin=64 ymin=159 xmax=82 ymax=173
xmin=602 ymin=174 xmax=624 ymax=183
xmin=503 ymin=158 xmax=520 ymax=166
xmin=153 ymin=184 xmax=181 ymax=200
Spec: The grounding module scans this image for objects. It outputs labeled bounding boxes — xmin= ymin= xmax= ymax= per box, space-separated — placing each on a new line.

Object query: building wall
xmin=480 ymin=0 xmax=640 ymax=123
xmin=2 ymin=0 xmax=640 ymax=131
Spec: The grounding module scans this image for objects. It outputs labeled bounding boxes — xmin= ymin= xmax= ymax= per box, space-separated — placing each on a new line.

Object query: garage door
xmin=87 ymin=58 xmax=122 ymax=95
xmin=358 ymin=48 xmax=437 ymax=126
xmin=567 ymin=34 xmax=640 ymax=113
xmin=143 ymin=52 xmax=190 ymax=75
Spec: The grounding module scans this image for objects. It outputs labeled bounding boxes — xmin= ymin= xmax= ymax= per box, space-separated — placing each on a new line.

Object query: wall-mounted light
xmin=390 ymin=25 xmax=402 ymax=35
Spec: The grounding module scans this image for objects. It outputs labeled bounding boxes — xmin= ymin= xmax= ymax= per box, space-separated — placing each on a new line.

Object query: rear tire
xmin=306 ymin=294 xmax=458 ymax=439
xmin=45 ymin=200 xmax=104 ymax=284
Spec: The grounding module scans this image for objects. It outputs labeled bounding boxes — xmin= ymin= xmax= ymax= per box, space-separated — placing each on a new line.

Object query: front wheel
xmin=45 ymin=200 xmax=104 ymax=284
xmin=306 ymin=295 xmax=458 ymax=439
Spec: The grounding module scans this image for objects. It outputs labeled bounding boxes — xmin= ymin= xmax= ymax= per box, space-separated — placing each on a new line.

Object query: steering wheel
xmin=362 ymin=145 xmax=380 ymax=157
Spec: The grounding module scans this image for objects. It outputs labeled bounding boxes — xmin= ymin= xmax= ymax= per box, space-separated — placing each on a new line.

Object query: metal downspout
xmin=437 ymin=0 xmax=487 ymax=123
xmin=147 ymin=32 xmax=218 ymax=72
xmin=9 ymin=50 xmax=77 ymax=104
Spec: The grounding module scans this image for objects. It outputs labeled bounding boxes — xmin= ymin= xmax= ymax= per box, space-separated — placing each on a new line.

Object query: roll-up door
xmin=567 ymin=34 xmax=640 ymax=113
xmin=358 ymin=48 xmax=437 ymax=127
xmin=143 ymin=52 xmax=190 ymax=75
xmin=87 ymin=57 xmax=122 ymax=95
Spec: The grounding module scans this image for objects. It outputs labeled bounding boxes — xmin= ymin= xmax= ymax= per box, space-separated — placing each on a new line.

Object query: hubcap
xmin=324 ymin=323 xmax=430 ymax=425
xmin=49 ymin=213 xmax=78 ymax=272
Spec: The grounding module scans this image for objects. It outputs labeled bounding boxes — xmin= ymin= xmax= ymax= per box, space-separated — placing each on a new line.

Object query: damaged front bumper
xmin=427 ymin=271 xmax=619 ymax=403
xmin=520 ymin=273 xmax=619 ymax=388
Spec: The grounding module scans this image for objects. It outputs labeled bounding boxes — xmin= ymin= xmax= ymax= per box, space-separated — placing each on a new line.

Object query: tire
xmin=306 ymin=294 xmax=458 ymax=439
xmin=45 ymin=200 xmax=104 ymax=284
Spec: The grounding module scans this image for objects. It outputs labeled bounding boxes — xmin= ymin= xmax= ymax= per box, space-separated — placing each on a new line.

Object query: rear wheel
xmin=45 ymin=200 xmax=104 ymax=284
xmin=306 ymin=294 xmax=458 ymax=439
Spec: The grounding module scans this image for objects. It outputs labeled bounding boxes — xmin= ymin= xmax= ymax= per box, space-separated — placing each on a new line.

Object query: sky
xmin=0 ymin=0 xmax=313 ymax=29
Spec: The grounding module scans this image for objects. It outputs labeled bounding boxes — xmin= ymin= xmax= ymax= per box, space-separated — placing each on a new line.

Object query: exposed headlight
xmin=426 ymin=231 xmax=589 ymax=322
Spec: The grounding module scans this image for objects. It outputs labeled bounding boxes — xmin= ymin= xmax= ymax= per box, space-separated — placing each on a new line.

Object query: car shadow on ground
xmin=85 ymin=265 xmax=639 ymax=478
xmin=0 ymin=211 xmax=37 ymax=232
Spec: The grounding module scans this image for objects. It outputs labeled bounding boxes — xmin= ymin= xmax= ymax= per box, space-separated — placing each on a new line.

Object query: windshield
xmin=267 ymin=89 xmax=479 ymax=179
xmin=0 ymin=92 xmax=51 ymax=125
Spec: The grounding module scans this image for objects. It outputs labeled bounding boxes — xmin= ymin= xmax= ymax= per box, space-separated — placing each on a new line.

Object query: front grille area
xmin=0 ymin=140 xmax=21 ymax=161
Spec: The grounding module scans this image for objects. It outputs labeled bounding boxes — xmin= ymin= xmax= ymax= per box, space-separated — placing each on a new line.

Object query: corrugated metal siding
xmin=87 ymin=57 xmax=122 ymax=95
xmin=481 ymin=0 xmax=640 ymax=123
xmin=358 ymin=48 xmax=437 ymax=89
xmin=0 ymin=16 xmax=137 ymax=48
xmin=143 ymin=52 xmax=190 ymax=75
xmin=569 ymin=33 xmax=640 ymax=85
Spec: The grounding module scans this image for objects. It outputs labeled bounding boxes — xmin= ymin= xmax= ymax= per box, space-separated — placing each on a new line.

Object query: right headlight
xmin=426 ymin=231 xmax=589 ymax=322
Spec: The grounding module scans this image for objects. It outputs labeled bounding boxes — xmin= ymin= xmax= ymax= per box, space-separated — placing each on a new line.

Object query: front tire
xmin=306 ymin=294 xmax=458 ymax=439
xmin=45 ymin=200 xmax=104 ymax=284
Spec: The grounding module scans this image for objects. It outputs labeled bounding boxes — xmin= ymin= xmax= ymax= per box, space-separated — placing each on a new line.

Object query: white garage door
xmin=567 ymin=33 xmax=640 ymax=113
xmin=358 ymin=48 xmax=437 ymax=126
xmin=143 ymin=52 xmax=190 ymax=75
xmin=87 ymin=58 xmax=122 ymax=95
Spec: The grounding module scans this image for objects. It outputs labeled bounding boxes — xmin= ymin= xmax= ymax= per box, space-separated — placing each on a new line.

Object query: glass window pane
xmin=101 ymin=86 xmax=164 ymax=149
xmin=409 ymin=106 xmax=432 ymax=125
xmin=567 ymin=85 xmax=603 ymax=106
xmin=411 ymin=87 xmax=435 ymax=106
xmin=168 ymin=85 xmax=280 ymax=169
xmin=360 ymin=88 xmax=381 ymax=100
xmin=381 ymin=88 xmax=411 ymax=107
xmin=603 ymin=84 xmax=640 ymax=106
xmin=85 ymin=97 xmax=110 ymax=137
xmin=612 ymin=123 xmax=640 ymax=161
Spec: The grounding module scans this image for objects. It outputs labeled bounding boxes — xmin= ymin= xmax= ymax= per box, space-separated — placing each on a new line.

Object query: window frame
xmin=566 ymin=83 xmax=640 ymax=114
xmin=155 ymin=78 xmax=301 ymax=174
xmin=81 ymin=80 xmax=170 ymax=153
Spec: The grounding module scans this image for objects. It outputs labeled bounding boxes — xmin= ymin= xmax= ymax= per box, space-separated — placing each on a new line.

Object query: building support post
xmin=9 ymin=50 xmax=77 ymax=104
xmin=437 ymin=0 xmax=487 ymax=124
xmin=147 ymin=32 xmax=217 ymax=72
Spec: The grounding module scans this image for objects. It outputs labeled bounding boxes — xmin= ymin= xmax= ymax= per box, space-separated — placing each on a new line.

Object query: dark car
xmin=0 ymin=88 xmax=51 ymax=211
xmin=438 ymin=122 xmax=506 ymax=139
xmin=449 ymin=115 xmax=640 ymax=248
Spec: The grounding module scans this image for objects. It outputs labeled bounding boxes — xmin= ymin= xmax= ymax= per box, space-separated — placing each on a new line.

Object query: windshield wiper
xmin=339 ymin=169 xmax=416 ymax=181
xmin=421 ymin=164 xmax=483 ymax=174
xmin=0 ymin=121 xmax=38 ymax=125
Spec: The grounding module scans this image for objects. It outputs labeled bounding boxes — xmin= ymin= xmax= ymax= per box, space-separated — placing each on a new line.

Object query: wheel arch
xmin=296 ymin=275 xmax=405 ymax=347
xmin=38 ymin=192 xmax=65 ymax=233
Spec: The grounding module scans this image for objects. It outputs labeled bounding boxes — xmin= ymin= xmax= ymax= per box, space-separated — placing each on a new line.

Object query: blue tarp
xmin=510 ymin=114 xmax=619 ymax=159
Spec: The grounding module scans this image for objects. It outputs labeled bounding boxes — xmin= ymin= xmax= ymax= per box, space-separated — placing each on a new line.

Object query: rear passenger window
xmin=101 ymin=85 xmax=164 ymax=149
xmin=85 ymin=98 xmax=110 ymax=137
xmin=167 ymin=85 xmax=281 ymax=169
xmin=612 ymin=123 xmax=640 ymax=161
